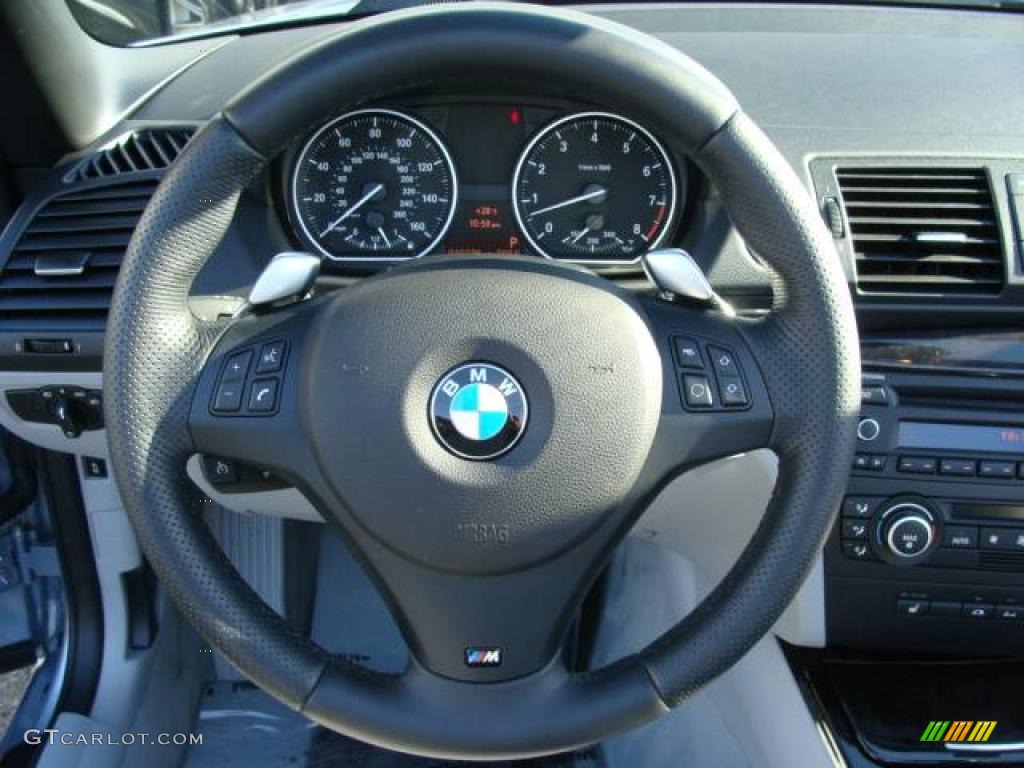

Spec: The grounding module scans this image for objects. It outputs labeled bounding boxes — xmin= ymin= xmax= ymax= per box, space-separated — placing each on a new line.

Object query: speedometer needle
xmin=527 ymin=185 xmax=607 ymax=218
xmin=318 ymin=182 xmax=385 ymax=238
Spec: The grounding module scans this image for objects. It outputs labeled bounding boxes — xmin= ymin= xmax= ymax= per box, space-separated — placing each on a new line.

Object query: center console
xmin=827 ymin=361 xmax=1024 ymax=656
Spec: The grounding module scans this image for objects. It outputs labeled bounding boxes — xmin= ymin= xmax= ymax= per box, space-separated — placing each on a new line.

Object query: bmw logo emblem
xmin=429 ymin=362 xmax=528 ymax=460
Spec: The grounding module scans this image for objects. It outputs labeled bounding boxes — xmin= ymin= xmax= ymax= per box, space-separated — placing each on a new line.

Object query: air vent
xmin=67 ymin=127 xmax=196 ymax=182
xmin=836 ymin=167 xmax=1004 ymax=296
xmin=0 ymin=179 xmax=157 ymax=322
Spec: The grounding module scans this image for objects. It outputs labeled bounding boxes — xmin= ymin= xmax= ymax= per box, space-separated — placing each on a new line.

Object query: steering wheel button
xmin=672 ymin=337 xmax=704 ymax=369
xmin=213 ymin=381 xmax=243 ymax=412
xmin=222 ymin=350 xmax=253 ymax=383
xmin=256 ymin=341 xmax=287 ymax=373
xmin=248 ymin=379 xmax=278 ymax=413
xmin=717 ymin=375 xmax=748 ymax=407
xmin=707 ymin=345 xmax=737 ymax=376
xmin=681 ymin=374 xmax=714 ymax=408
xmin=202 ymin=455 xmax=239 ymax=485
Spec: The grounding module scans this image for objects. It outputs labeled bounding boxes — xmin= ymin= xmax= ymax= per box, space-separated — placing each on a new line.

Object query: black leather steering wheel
xmin=103 ymin=3 xmax=859 ymax=760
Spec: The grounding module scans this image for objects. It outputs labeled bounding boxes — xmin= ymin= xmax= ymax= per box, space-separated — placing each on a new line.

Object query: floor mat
xmin=186 ymin=682 xmax=600 ymax=768
xmin=308 ymin=730 xmax=600 ymax=768
xmin=0 ymin=665 xmax=32 ymax=736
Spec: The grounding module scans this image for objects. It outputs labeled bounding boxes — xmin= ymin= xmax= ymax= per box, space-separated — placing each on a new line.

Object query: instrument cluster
xmin=287 ymin=101 xmax=686 ymax=266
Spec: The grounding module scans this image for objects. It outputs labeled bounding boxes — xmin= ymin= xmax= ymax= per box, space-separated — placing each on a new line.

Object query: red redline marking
xmin=645 ymin=204 xmax=666 ymax=241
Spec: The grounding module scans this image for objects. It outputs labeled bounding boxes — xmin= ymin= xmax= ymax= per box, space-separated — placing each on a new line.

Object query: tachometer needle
xmin=527 ymin=185 xmax=607 ymax=218
xmin=318 ymin=182 xmax=384 ymax=238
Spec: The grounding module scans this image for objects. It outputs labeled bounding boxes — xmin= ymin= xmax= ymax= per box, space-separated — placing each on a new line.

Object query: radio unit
xmin=826 ymin=371 xmax=1024 ymax=656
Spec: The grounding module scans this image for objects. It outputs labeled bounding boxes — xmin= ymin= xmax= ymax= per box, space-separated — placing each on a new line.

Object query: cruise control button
xmin=942 ymin=526 xmax=978 ymax=549
xmin=673 ymin=337 xmax=704 ymax=369
xmin=256 ymin=341 xmax=286 ymax=373
xmin=222 ymin=350 xmax=253 ymax=383
xmin=202 ymin=455 xmax=238 ymax=485
xmin=962 ymin=603 xmax=993 ymax=619
xmin=842 ymin=540 xmax=876 ymax=561
xmin=841 ymin=519 xmax=869 ymax=540
xmin=213 ymin=381 xmax=244 ymax=412
xmin=842 ymin=497 xmax=878 ymax=518
xmin=248 ymin=379 xmax=278 ymax=413
xmin=681 ymin=375 xmax=714 ymax=408
xmin=707 ymin=346 xmax=738 ymax=376
xmin=718 ymin=376 xmax=748 ymax=407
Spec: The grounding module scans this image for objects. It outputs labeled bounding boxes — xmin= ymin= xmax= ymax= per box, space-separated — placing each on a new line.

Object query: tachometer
xmin=291 ymin=109 xmax=457 ymax=261
xmin=512 ymin=112 xmax=677 ymax=263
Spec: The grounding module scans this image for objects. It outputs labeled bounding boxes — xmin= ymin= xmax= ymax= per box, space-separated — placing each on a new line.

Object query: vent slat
xmin=845 ymin=200 xmax=993 ymax=211
xmin=14 ymin=231 xmax=133 ymax=251
xmin=854 ymin=273 xmax=1003 ymax=286
xmin=0 ymin=180 xmax=158 ymax=321
xmin=24 ymin=214 xmax=141 ymax=235
xmin=857 ymin=252 xmax=1002 ymax=265
xmin=848 ymin=216 xmax=994 ymax=227
xmin=851 ymin=233 xmax=999 ymax=246
xmin=836 ymin=166 xmax=1004 ymax=297
xmin=36 ymin=197 xmax=150 ymax=217
xmin=4 ymin=250 xmax=124 ymax=272
xmin=0 ymin=272 xmax=119 ymax=291
xmin=59 ymin=181 xmax=158 ymax=201
xmin=69 ymin=127 xmax=196 ymax=183
xmin=0 ymin=293 xmax=112 ymax=312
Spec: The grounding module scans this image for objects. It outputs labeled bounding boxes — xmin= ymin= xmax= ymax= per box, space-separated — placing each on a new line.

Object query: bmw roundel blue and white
xmin=429 ymin=363 xmax=528 ymax=460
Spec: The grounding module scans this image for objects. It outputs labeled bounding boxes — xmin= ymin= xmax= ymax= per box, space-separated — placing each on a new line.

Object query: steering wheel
xmin=104 ymin=3 xmax=858 ymax=760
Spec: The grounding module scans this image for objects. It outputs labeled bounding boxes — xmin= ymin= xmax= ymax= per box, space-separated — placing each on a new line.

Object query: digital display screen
xmin=954 ymin=503 xmax=1024 ymax=522
xmin=444 ymin=196 xmax=523 ymax=256
xmin=898 ymin=421 xmax=1024 ymax=455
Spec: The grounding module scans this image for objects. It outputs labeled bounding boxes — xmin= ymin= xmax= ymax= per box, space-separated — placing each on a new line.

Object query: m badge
xmin=465 ymin=648 xmax=503 ymax=668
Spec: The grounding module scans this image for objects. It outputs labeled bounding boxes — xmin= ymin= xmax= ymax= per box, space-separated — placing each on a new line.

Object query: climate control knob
xmin=875 ymin=499 xmax=939 ymax=564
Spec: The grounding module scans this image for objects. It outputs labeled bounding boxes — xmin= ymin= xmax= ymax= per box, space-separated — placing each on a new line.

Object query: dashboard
xmin=283 ymin=101 xmax=687 ymax=265
xmin=1 ymin=2 xmax=1024 ymax=669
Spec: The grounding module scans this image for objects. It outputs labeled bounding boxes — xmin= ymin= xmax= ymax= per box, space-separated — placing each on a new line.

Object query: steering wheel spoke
xmin=188 ymin=300 xmax=325 ymax=490
xmin=638 ymin=297 xmax=774 ymax=487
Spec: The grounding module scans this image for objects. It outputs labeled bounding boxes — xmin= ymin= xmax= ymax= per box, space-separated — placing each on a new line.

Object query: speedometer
xmin=512 ymin=112 xmax=677 ymax=264
xmin=290 ymin=109 xmax=457 ymax=261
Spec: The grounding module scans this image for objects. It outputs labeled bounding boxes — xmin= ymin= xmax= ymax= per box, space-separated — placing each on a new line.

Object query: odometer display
xmin=291 ymin=109 xmax=457 ymax=260
xmin=512 ymin=112 xmax=677 ymax=263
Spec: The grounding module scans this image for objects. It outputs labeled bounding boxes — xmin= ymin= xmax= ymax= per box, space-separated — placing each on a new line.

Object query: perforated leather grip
xmin=103 ymin=119 xmax=329 ymax=708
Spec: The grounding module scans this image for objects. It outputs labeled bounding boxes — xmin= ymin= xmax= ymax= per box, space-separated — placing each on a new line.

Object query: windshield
xmin=67 ymin=0 xmax=362 ymax=45
xmin=68 ymin=0 xmax=1022 ymax=45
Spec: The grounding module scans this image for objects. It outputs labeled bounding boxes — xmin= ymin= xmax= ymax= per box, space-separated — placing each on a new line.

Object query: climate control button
xmin=874 ymin=498 xmax=939 ymax=564
xmin=887 ymin=514 xmax=933 ymax=558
